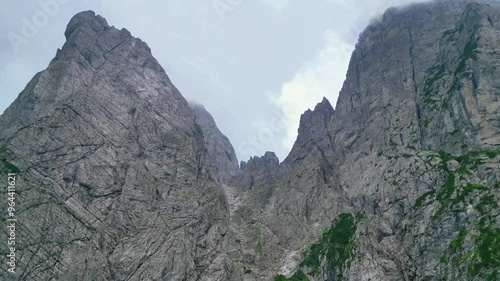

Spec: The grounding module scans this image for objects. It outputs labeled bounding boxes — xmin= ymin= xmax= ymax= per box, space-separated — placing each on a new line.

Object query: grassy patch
xmin=424 ymin=22 xmax=481 ymax=113
xmin=444 ymin=198 xmax=500 ymax=279
xmin=449 ymin=227 xmax=468 ymax=251
xmin=453 ymin=184 xmax=487 ymax=205
xmin=0 ymin=145 xmax=9 ymax=154
xmin=255 ymin=242 xmax=263 ymax=253
xmin=429 ymin=149 xmax=499 ymax=220
xmin=470 ymin=226 xmax=500 ymax=276
xmin=436 ymin=148 xmax=500 ymax=278
xmin=423 ymin=64 xmax=446 ymax=100
xmin=415 ymin=190 xmax=436 ymax=207
xmin=476 ymin=194 xmax=499 ymax=214
xmin=300 ymin=213 xmax=358 ymax=278
xmin=432 ymin=173 xmax=456 ymax=220
xmin=1 ymin=160 xmax=20 ymax=173
xmin=454 ymin=34 xmax=479 ymax=76
xmin=274 ymin=213 xmax=359 ymax=280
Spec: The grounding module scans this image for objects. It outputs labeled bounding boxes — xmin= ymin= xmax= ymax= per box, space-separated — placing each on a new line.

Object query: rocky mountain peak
xmin=64 ymin=10 xmax=110 ymax=40
xmin=0 ymin=10 xmax=236 ymax=281
xmin=232 ymin=151 xmax=279 ymax=188
xmin=296 ymin=97 xmax=334 ymax=145
xmin=316 ymin=96 xmax=334 ymax=112
xmin=282 ymin=97 xmax=335 ymax=165
xmin=58 ymin=10 xmax=155 ymax=73
xmin=242 ymin=151 xmax=280 ymax=170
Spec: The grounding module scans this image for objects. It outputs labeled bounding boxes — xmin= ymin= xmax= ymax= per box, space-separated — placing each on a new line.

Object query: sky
xmin=0 ymin=0 xmax=431 ymax=163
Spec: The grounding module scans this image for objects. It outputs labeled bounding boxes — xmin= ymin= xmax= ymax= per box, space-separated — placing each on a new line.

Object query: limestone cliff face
xmin=326 ymin=2 xmax=500 ymax=279
xmin=226 ymin=1 xmax=500 ymax=280
xmin=331 ymin=0 xmax=500 ymax=157
xmin=1 ymin=1 xmax=500 ymax=281
xmin=0 ymin=11 xmax=239 ymax=281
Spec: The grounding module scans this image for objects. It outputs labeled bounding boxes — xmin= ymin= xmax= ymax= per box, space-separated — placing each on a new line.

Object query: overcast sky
xmin=0 ymin=0 xmax=430 ymax=163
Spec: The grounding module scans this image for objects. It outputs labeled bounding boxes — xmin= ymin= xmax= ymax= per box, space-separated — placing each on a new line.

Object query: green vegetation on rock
xmin=447 ymin=203 xmax=500 ymax=279
xmin=413 ymin=149 xmax=499 ymax=221
xmin=423 ymin=21 xmax=480 ymax=113
xmin=1 ymin=160 xmax=20 ymax=173
xmin=423 ymin=64 xmax=446 ymax=102
xmin=255 ymin=242 xmax=263 ymax=253
xmin=243 ymin=266 xmax=252 ymax=274
xmin=415 ymin=190 xmax=436 ymax=207
xmin=299 ymin=213 xmax=358 ymax=277
xmin=273 ymin=213 xmax=359 ymax=280
xmin=449 ymin=227 xmax=467 ymax=251
xmin=454 ymin=33 xmax=479 ymax=76
xmin=424 ymin=149 xmax=500 ymax=278
xmin=0 ymin=145 xmax=9 ymax=154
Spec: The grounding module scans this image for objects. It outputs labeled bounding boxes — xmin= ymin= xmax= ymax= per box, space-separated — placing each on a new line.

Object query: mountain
xmin=1 ymin=1 xmax=499 ymax=280
xmin=0 ymin=11 xmax=238 ymax=281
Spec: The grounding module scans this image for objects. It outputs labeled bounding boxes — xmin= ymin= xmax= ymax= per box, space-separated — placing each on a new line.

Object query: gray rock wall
xmin=0 ymin=11 xmax=238 ymax=281
xmin=0 ymin=1 xmax=499 ymax=280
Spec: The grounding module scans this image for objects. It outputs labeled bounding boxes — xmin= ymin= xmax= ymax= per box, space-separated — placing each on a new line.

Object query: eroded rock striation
xmin=1 ymin=1 xmax=499 ymax=280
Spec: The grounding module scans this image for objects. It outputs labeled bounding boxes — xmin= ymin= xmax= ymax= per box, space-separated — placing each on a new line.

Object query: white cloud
xmin=272 ymin=30 xmax=352 ymax=150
